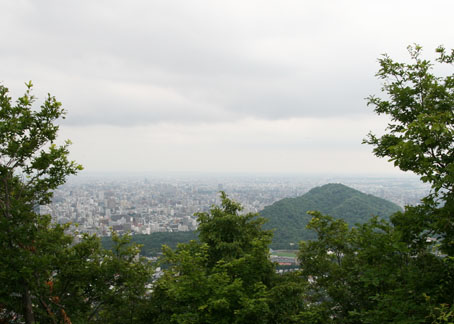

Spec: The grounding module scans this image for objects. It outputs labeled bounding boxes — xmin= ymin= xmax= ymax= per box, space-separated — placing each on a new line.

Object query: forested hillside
xmin=110 ymin=183 xmax=403 ymax=254
xmin=261 ymin=183 xmax=402 ymax=249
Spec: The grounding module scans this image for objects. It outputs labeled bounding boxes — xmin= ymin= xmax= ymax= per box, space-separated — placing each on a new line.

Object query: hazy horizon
xmin=68 ymin=170 xmax=423 ymax=182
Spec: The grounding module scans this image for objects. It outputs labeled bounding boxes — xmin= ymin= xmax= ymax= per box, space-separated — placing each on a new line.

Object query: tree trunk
xmin=23 ymin=287 xmax=35 ymax=324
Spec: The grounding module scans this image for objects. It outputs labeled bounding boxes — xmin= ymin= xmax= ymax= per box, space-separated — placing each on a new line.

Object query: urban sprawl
xmin=41 ymin=174 xmax=430 ymax=237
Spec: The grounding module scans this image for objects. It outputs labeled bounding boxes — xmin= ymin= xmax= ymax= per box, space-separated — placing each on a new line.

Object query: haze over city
xmin=2 ymin=0 xmax=453 ymax=175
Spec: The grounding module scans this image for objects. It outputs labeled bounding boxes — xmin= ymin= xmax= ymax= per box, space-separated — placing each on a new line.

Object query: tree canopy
xmin=0 ymin=82 xmax=82 ymax=323
xmin=146 ymin=192 xmax=277 ymax=323
xmin=297 ymin=45 xmax=454 ymax=323
xmin=363 ymin=45 xmax=454 ymax=258
xmin=0 ymin=83 xmax=152 ymax=324
xmin=364 ymin=45 xmax=454 ymax=199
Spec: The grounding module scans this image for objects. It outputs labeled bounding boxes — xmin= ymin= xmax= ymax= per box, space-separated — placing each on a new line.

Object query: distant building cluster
xmin=41 ymin=174 xmax=430 ymax=237
xmin=42 ymin=175 xmax=312 ymax=236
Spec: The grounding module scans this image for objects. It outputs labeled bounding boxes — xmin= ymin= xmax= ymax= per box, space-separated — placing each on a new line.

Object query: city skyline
xmin=47 ymin=174 xmax=430 ymax=238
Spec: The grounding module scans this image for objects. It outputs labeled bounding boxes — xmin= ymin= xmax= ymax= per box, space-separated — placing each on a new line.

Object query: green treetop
xmin=0 ymin=82 xmax=82 ymax=323
xmin=0 ymin=82 xmax=152 ymax=324
xmin=297 ymin=45 xmax=454 ymax=323
xmin=147 ymin=192 xmax=275 ymax=324
xmin=364 ymin=45 xmax=454 ymax=256
xmin=364 ymin=45 xmax=454 ymax=199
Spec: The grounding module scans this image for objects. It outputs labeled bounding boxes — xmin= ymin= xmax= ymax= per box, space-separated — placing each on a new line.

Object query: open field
xmin=271 ymin=250 xmax=298 ymax=258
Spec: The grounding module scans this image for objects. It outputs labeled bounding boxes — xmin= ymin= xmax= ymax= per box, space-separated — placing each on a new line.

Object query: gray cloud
xmin=2 ymin=0 xmax=454 ymax=126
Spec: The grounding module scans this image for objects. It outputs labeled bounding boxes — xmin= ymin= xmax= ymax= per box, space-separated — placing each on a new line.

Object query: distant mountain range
xmin=260 ymin=183 xmax=403 ymax=249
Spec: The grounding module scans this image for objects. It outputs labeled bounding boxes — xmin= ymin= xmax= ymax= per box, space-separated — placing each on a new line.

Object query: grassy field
xmin=271 ymin=250 xmax=298 ymax=257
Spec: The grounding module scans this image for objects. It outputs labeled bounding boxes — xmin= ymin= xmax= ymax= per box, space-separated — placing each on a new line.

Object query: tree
xmin=266 ymin=271 xmax=314 ymax=324
xmin=196 ymin=192 xmax=275 ymax=287
xmin=0 ymin=81 xmax=82 ymax=323
xmin=297 ymin=45 xmax=454 ymax=323
xmin=52 ymin=232 xmax=153 ymax=324
xmin=364 ymin=44 xmax=454 ymax=256
xmin=298 ymin=212 xmax=450 ymax=323
xmin=0 ymin=82 xmax=153 ymax=324
xmin=364 ymin=45 xmax=454 ymax=198
xmin=146 ymin=192 xmax=276 ymax=323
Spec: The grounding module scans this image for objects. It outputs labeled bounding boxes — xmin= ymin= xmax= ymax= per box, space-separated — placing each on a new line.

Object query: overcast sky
xmin=2 ymin=0 xmax=453 ymax=175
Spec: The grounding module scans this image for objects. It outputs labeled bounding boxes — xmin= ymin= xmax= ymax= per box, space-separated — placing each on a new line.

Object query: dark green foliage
xmin=53 ymin=232 xmax=153 ymax=324
xmin=0 ymin=83 xmax=153 ymax=324
xmin=261 ymin=183 xmax=402 ymax=249
xmin=266 ymin=272 xmax=311 ymax=324
xmin=364 ymin=44 xmax=454 ymax=256
xmin=364 ymin=45 xmax=454 ymax=200
xmin=101 ymin=231 xmax=198 ymax=256
xmin=362 ymin=44 xmax=454 ymax=322
xmin=298 ymin=212 xmax=451 ymax=323
xmin=297 ymin=45 xmax=454 ymax=323
xmin=0 ymin=82 xmax=82 ymax=323
xmin=145 ymin=193 xmax=277 ymax=324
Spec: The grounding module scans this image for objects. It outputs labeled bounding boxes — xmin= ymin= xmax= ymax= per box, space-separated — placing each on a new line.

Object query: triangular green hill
xmin=260 ymin=183 xmax=403 ymax=249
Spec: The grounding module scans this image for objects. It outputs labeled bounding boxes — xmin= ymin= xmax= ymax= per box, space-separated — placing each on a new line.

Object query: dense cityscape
xmin=41 ymin=173 xmax=431 ymax=237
